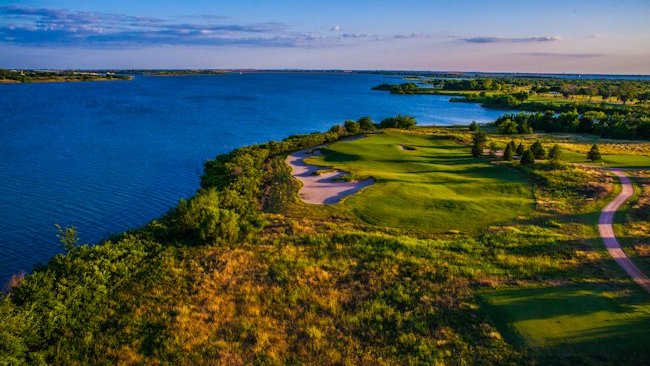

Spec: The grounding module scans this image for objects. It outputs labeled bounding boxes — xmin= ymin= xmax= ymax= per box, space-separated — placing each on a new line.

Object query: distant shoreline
xmin=0 ymin=76 xmax=134 ymax=84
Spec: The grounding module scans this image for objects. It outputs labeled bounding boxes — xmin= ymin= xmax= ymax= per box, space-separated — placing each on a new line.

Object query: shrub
xmin=471 ymin=132 xmax=487 ymax=157
xmin=587 ymin=144 xmax=602 ymax=161
xmin=379 ymin=115 xmax=417 ymax=129
xmin=498 ymin=119 xmax=519 ymax=135
xmin=176 ymin=189 xmax=240 ymax=244
xmin=520 ymin=149 xmax=535 ymax=166
xmin=516 ymin=143 xmax=526 ymax=156
xmin=530 ymin=141 xmax=546 ymax=159
xmin=344 ymin=120 xmax=360 ymax=134
xmin=502 ymin=143 xmax=514 ymax=161
xmin=329 ymin=124 xmax=347 ymax=136
xmin=548 ymin=144 xmax=562 ymax=161
xmin=358 ymin=116 xmax=376 ymax=131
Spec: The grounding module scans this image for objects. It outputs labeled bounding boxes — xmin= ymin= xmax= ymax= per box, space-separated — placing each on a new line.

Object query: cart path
xmin=598 ymin=169 xmax=650 ymax=293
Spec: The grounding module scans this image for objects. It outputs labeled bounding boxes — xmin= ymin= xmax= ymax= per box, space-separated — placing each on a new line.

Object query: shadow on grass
xmin=480 ymin=283 xmax=650 ymax=365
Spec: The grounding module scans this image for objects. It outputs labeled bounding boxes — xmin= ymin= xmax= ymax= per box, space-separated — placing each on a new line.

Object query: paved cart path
xmin=598 ymin=169 xmax=650 ymax=293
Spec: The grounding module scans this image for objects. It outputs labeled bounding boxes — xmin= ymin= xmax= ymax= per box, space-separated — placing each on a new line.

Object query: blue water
xmin=0 ymin=73 xmax=507 ymax=282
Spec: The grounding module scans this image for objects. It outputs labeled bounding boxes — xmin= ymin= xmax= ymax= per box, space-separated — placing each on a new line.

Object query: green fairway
xmin=305 ymin=131 xmax=535 ymax=233
xmin=481 ymin=284 xmax=650 ymax=362
xmin=559 ymin=149 xmax=650 ymax=168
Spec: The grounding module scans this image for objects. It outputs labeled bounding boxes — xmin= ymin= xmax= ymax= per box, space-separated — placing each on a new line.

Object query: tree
xmin=520 ymin=149 xmax=535 ymax=166
xmin=498 ymin=119 xmax=519 ymax=134
xmin=488 ymin=142 xmax=498 ymax=157
xmin=587 ymin=144 xmax=602 ymax=161
xmin=469 ymin=121 xmax=479 ymax=132
xmin=530 ymin=141 xmax=546 ymax=159
xmin=502 ymin=143 xmax=514 ymax=161
xmin=357 ymin=116 xmax=375 ymax=131
xmin=329 ymin=124 xmax=346 ymax=136
xmin=55 ymin=224 xmax=79 ymax=253
xmin=379 ymin=114 xmax=417 ymax=129
xmin=548 ymin=144 xmax=562 ymax=161
xmin=343 ymin=120 xmax=360 ymax=134
xmin=516 ymin=142 xmax=525 ymax=156
xmin=508 ymin=139 xmax=517 ymax=152
xmin=471 ymin=131 xmax=487 ymax=157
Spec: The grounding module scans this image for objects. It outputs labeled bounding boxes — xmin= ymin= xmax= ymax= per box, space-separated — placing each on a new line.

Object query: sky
xmin=1 ymin=0 xmax=649 ymax=73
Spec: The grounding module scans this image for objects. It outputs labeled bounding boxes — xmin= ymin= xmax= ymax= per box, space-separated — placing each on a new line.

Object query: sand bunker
xmin=285 ymin=148 xmax=374 ymax=204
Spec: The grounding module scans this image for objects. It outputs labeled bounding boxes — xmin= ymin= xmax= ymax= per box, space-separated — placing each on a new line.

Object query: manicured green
xmin=306 ymin=131 xmax=534 ymax=233
xmin=481 ymin=284 xmax=650 ymax=363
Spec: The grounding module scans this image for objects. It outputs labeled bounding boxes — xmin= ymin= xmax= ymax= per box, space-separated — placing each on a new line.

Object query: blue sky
xmin=1 ymin=0 xmax=649 ymax=73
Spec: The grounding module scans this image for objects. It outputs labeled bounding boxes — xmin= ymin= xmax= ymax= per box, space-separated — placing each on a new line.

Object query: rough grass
xmin=305 ymin=131 xmax=535 ymax=233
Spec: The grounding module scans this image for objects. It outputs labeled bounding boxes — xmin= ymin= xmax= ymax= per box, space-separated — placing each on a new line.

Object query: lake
xmin=0 ymin=72 xmax=507 ymax=282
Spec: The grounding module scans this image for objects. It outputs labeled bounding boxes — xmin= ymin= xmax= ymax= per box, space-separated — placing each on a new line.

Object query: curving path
xmin=598 ymin=169 xmax=650 ymax=293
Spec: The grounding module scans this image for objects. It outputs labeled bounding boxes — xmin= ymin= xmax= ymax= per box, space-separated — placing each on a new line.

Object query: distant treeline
xmin=0 ymin=69 xmax=132 ymax=82
xmin=372 ymin=76 xmax=650 ymax=140
xmin=492 ymin=110 xmax=650 ymax=139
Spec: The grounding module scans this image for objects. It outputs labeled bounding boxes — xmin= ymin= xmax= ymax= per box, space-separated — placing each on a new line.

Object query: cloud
xmin=393 ymin=33 xmax=432 ymax=39
xmin=339 ymin=33 xmax=372 ymax=39
xmin=521 ymin=52 xmax=606 ymax=58
xmin=330 ymin=25 xmax=340 ymax=32
xmin=462 ymin=36 xmax=563 ymax=43
xmin=0 ymin=5 xmax=323 ymax=48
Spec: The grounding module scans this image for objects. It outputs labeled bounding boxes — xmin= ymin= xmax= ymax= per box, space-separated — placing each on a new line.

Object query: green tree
xmin=548 ymin=144 xmax=562 ymax=161
xmin=498 ymin=119 xmax=519 ymax=135
xmin=502 ymin=143 xmax=514 ymax=161
xmin=471 ymin=131 xmax=487 ymax=157
xmin=357 ymin=116 xmax=375 ymax=131
xmin=55 ymin=224 xmax=79 ymax=253
xmin=520 ymin=149 xmax=535 ymax=166
xmin=379 ymin=114 xmax=417 ymax=129
xmin=530 ymin=141 xmax=546 ymax=159
xmin=329 ymin=124 xmax=346 ymax=136
xmin=343 ymin=120 xmax=360 ymax=134
xmin=508 ymin=139 xmax=517 ymax=152
xmin=488 ymin=142 xmax=498 ymax=157
xmin=516 ymin=143 xmax=525 ymax=156
xmin=469 ymin=121 xmax=479 ymax=132
xmin=587 ymin=144 xmax=602 ymax=161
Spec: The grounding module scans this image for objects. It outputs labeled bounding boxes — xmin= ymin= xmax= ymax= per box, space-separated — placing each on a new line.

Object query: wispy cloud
xmin=0 ymin=5 xmax=323 ymax=48
xmin=462 ymin=36 xmax=564 ymax=43
xmin=521 ymin=52 xmax=606 ymax=58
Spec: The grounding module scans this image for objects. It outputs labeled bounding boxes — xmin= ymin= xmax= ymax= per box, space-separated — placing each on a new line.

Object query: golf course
xmin=3 ymin=117 xmax=650 ymax=364
xmin=286 ymin=127 xmax=650 ymax=364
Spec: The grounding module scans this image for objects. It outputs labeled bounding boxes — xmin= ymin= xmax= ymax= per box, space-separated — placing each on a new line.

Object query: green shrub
xmin=520 ymin=149 xmax=536 ymax=166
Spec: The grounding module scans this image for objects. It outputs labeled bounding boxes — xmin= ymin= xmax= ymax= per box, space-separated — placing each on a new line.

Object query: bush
xmin=379 ymin=115 xmax=417 ymax=129
xmin=329 ymin=124 xmax=347 ymax=136
xmin=471 ymin=132 xmax=487 ymax=157
xmin=358 ymin=116 xmax=376 ymax=131
xmin=587 ymin=144 xmax=602 ymax=161
xmin=498 ymin=119 xmax=519 ymax=134
xmin=516 ymin=143 xmax=525 ymax=156
xmin=176 ymin=189 xmax=240 ymax=245
xmin=530 ymin=141 xmax=546 ymax=159
xmin=548 ymin=144 xmax=562 ymax=161
xmin=503 ymin=143 xmax=514 ymax=161
xmin=520 ymin=149 xmax=535 ymax=166
xmin=343 ymin=120 xmax=360 ymax=134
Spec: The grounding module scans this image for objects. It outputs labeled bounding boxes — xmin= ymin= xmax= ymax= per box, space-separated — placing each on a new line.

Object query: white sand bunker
xmin=285 ymin=148 xmax=374 ymax=204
